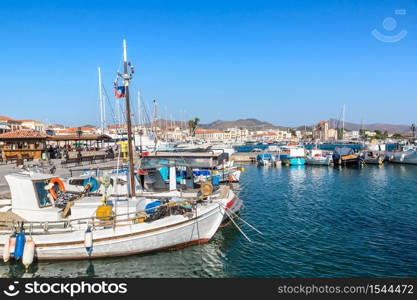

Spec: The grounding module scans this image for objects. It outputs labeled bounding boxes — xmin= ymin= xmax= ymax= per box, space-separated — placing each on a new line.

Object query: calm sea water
xmin=1 ymin=163 xmax=417 ymax=278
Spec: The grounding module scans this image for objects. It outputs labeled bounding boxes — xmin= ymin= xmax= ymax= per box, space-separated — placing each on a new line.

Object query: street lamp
xmin=76 ymin=127 xmax=83 ymax=159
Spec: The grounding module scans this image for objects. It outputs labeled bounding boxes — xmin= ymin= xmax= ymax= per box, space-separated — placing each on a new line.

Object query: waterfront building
xmin=0 ymin=129 xmax=48 ymax=160
xmin=328 ymin=128 xmax=338 ymax=140
xmin=165 ymin=126 xmax=185 ymax=141
xmin=52 ymin=126 xmax=98 ymax=136
xmin=0 ymin=115 xmax=22 ymax=132
xmin=195 ymin=128 xmax=225 ymax=142
xmin=344 ymin=130 xmax=360 ymax=140
xmin=223 ymin=127 xmax=249 ymax=142
xmin=19 ymin=119 xmax=46 ymax=132
xmin=252 ymin=132 xmax=278 ymax=142
xmin=0 ymin=120 xmax=10 ymax=134
xmin=313 ymin=121 xmax=329 ymax=142
xmin=365 ymin=130 xmax=377 ymax=137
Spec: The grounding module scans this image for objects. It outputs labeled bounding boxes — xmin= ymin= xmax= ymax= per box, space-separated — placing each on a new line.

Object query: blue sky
xmin=0 ymin=0 xmax=416 ymax=127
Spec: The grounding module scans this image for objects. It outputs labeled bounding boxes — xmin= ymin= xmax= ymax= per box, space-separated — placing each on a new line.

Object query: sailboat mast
xmin=342 ymin=104 xmax=345 ymax=141
xmin=137 ymin=90 xmax=141 ymax=127
xmin=98 ymin=67 xmax=104 ymax=133
xmin=122 ymin=39 xmax=136 ymax=197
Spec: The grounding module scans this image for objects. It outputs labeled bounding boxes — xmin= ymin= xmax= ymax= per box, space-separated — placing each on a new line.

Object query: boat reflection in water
xmin=0 ymin=229 xmax=232 ymax=278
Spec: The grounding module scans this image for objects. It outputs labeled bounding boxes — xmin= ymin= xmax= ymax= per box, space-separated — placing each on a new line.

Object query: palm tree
xmin=188 ymin=118 xmax=200 ymax=136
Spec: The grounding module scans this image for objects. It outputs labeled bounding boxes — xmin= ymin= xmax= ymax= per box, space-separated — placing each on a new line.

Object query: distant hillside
xmin=201 ymin=118 xmax=287 ymax=130
xmin=327 ymin=118 xmax=410 ymax=134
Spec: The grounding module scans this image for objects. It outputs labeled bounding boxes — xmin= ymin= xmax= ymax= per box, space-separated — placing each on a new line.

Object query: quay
xmin=231 ymin=152 xmax=282 ymax=163
xmin=231 ymin=152 xmax=257 ymax=163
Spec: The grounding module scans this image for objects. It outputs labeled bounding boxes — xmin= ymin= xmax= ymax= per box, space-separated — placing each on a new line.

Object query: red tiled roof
xmin=19 ymin=119 xmax=43 ymax=124
xmin=195 ymin=129 xmax=224 ymax=134
xmin=0 ymin=129 xmax=48 ymax=139
xmin=0 ymin=115 xmax=21 ymax=123
xmin=0 ymin=115 xmax=13 ymax=121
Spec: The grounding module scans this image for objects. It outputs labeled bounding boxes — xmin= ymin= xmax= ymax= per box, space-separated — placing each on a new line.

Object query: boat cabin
xmin=139 ymin=152 xmax=229 ymax=191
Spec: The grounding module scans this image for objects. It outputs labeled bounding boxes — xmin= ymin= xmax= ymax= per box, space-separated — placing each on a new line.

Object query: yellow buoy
xmin=96 ymin=205 xmax=113 ymax=221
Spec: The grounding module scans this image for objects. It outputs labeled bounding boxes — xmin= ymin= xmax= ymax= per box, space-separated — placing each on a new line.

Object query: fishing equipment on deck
xmin=46 ymin=178 xmax=65 ymax=200
xmin=14 ymin=230 xmax=26 ymax=260
xmin=84 ymin=226 xmax=93 ymax=256
xmin=145 ymin=201 xmax=161 ymax=214
xmin=22 ymin=236 xmax=35 ymax=271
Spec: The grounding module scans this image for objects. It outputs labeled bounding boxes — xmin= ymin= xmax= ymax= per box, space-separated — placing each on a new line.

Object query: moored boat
xmin=280 ymin=144 xmax=305 ymax=166
xmin=305 ymin=149 xmax=333 ymax=166
xmin=332 ymin=147 xmax=363 ymax=167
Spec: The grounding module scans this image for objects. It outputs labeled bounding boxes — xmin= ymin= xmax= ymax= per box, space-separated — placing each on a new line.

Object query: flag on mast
xmin=115 ymin=86 xmax=126 ymax=98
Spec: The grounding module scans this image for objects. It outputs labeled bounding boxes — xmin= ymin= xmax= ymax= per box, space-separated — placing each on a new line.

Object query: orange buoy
xmin=48 ymin=178 xmax=65 ymax=199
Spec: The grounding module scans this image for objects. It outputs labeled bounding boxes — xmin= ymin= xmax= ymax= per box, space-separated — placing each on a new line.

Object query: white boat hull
xmin=389 ymin=152 xmax=417 ymax=165
xmin=0 ymin=203 xmax=224 ymax=260
xmin=305 ymin=156 xmax=332 ymax=166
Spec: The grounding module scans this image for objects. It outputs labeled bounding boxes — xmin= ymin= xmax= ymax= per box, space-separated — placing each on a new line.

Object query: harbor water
xmin=1 ymin=163 xmax=417 ymax=278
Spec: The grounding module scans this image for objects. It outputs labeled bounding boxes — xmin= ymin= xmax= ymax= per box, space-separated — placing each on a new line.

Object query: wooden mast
xmin=122 ymin=39 xmax=136 ymax=197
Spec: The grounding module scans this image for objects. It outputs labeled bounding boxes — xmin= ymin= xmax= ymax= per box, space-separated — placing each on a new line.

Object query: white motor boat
xmin=305 ymin=149 xmax=333 ymax=166
xmin=389 ymin=148 xmax=417 ymax=165
xmin=0 ymin=171 xmax=232 ymax=261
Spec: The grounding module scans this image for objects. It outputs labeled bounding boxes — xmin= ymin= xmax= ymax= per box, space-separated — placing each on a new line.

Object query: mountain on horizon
xmin=327 ymin=118 xmax=411 ymax=134
xmin=201 ymin=118 xmax=411 ymax=134
xmin=201 ymin=118 xmax=287 ymax=130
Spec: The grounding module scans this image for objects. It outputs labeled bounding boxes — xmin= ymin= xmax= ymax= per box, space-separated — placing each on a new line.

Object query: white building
xmin=195 ymin=129 xmax=225 ymax=142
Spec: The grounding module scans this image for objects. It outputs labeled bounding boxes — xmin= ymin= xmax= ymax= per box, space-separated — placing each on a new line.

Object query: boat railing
xmin=0 ymin=188 xmax=226 ymax=235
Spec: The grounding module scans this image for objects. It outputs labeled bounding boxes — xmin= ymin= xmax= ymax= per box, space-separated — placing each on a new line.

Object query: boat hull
xmin=305 ymin=156 xmax=332 ymax=166
xmin=332 ymin=154 xmax=363 ymax=167
xmin=389 ymin=152 xmax=417 ymax=165
xmin=282 ymin=158 xmax=305 ymax=166
xmin=0 ymin=203 xmax=224 ymax=261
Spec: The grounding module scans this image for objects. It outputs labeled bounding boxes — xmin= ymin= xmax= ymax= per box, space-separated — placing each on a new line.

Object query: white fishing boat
xmin=305 ymin=149 xmax=333 ymax=166
xmin=388 ymin=147 xmax=417 ymax=165
xmin=280 ymin=144 xmax=306 ymax=166
xmin=0 ymin=171 xmax=232 ymax=261
xmin=361 ymin=151 xmax=384 ymax=165
xmin=0 ymin=40 xmax=232 ymax=264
